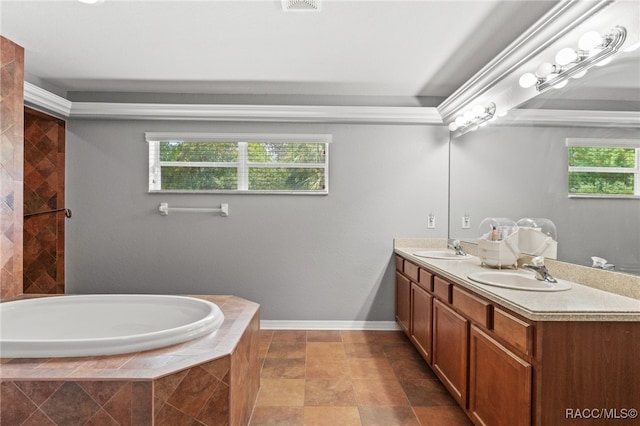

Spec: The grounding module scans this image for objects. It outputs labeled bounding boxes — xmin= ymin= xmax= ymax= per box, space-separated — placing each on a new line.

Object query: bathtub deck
xmin=0 ymin=295 xmax=260 ymax=425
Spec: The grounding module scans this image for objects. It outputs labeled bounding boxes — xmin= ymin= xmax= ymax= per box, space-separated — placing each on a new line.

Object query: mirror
xmin=448 ymin=40 xmax=640 ymax=276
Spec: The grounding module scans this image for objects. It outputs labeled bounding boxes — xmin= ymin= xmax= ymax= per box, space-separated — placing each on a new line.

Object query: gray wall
xmin=66 ymin=120 xmax=449 ymax=321
xmin=450 ymin=125 xmax=640 ymax=274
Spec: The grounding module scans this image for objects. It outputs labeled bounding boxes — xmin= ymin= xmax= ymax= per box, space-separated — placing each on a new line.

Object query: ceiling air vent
xmin=282 ymin=0 xmax=321 ymax=12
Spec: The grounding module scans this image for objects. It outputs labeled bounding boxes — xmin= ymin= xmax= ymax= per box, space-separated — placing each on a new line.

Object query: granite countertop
xmin=395 ymin=244 xmax=640 ymax=322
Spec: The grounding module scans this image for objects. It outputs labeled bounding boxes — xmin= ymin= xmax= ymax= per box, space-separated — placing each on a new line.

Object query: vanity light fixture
xmin=519 ymin=26 xmax=627 ymax=92
xmin=447 ymin=102 xmax=496 ymax=134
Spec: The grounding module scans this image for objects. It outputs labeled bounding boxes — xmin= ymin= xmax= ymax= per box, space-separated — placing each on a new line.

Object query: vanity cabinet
xmin=469 ymin=325 xmax=531 ymax=426
xmin=395 ymin=271 xmax=410 ymax=334
xmin=410 ymin=282 xmax=432 ymax=363
xmin=396 ymin=255 xmax=533 ymax=425
xmin=395 ymin=254 xmax=640 ymax=426
xmin=432 ymin=298 xmax=469 ymax=406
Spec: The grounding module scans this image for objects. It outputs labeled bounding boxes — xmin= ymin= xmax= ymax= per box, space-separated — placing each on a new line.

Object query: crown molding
xmin=23 ymin=81 xmax=72 ymax=117
xmin=23 ymin=83 xmax=637 ymax=128
xmin=69 ymin=102 xmax=443 ymax=124
xmin=23 ymin=82 xmax=442 ymax=124
xmin=502 ymin=109 xmax=640 ymax=128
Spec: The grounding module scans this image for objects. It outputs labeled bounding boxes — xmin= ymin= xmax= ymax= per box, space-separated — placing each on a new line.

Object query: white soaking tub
xmin=0 ymin=294 xmax=224 ymax=358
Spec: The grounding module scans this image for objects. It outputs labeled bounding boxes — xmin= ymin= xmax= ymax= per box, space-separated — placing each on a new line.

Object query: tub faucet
xmin=523 ymin=256 xmax=557 ymax=283
xmin=448 ymin=239 xmax=466 ymax=256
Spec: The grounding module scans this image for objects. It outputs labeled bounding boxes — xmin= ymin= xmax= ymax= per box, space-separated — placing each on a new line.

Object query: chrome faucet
xmin=523 ymin=256 xmax=557 ymax=283
xmin=448 ymin=239 xmax=467 ymax=256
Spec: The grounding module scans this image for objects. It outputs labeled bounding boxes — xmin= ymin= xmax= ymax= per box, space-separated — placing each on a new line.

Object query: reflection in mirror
xmin=448 ymin=43 xmax=640 ymax=275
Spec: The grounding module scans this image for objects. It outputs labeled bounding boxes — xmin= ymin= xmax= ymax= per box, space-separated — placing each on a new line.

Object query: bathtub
xmin=0 ymin=294 xmax=224 ymax=358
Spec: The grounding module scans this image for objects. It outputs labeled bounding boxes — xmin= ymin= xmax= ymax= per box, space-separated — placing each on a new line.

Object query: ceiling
xmin=0 ymin=0 xmax=559 ymax=102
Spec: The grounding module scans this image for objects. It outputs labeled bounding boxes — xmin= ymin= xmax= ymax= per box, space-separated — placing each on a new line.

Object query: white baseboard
xmin=260 ymin=320 xmax=400 ymax=331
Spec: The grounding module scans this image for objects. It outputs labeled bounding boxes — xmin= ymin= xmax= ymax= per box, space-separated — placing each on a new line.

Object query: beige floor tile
xmin=306 ymin=342 xmax=346 ymax=359
xmin=352 ymin=379 xmax=410 ymax=406
xmin=303 ymin=406 xmax=361 ymax=426
xmin=305 ymin=356 xmax=349 ymax=379
xmin=266 ymin=342 xmax=307 ymax=359
xmin=255 ymin=379 xmax=305 ymax=407
xmin=304 ymin=378 xmax=356 ymax=406
xmin=412 ymin=406 xmax=472 ymax=425
xmin=261 ymin=358 xmax=306 ymax=379
xmin=348 ymin=357 xmax=396 ymax=379
xmin=272 ymin=330 xmax=307 ymax=343
xmin=344 ymin=342 xmax=386 ymax=358
xmin=359 ymin=406 xmax=421 ymax=426
xmin=307 ymin=330 xmax=342 ymax=342
xmin=249 ymin=406 xmax=304 ymax=425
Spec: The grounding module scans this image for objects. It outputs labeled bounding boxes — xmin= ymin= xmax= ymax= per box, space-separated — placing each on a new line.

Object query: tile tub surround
xmin=394 ymin=239 xmax=640 ymax=321
xmin=23 ymin=108 xmax=67 ymax=295
xmin=0 ymin=295 xmax=260 ymax=426
xmin=0 ymin=36 xmax=25 ymax=301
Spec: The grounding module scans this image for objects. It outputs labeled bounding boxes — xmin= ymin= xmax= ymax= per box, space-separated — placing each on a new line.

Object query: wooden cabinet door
xmin=469 ymin=325 xmax=532 ymax=426
xmin=432 ymin=299 xmax=469 ymax=406
xmin=395 ymin=272 xmax=411 ymax=334
xmin=410 ymin=282 xmax=433 ymax=364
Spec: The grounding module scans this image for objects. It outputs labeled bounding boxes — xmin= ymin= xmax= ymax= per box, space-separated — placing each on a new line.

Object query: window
xmin=147 ymin=133 xmax=330 ymax=194
xmin=567 ymin=138 xmax=640 ymax=198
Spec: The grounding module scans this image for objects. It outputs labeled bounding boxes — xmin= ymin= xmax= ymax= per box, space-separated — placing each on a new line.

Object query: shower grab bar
xmin=24 ymin=208 xmax=72 ymax=218
xmin=158 ymin=203 xmax=229 ymax=217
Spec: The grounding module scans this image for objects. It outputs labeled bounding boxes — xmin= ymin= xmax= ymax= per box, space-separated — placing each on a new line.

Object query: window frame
xmin=566 ymin=138 xmax=640 ymax=199
xmin=146 ymin=132 xmax=331 ymax=195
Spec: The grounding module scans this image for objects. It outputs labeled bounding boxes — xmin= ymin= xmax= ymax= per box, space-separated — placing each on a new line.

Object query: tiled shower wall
xmin=0 ymin=36 xmax=25 ymax=301
xmin=23 ymin=108 xmax=66 ymax=294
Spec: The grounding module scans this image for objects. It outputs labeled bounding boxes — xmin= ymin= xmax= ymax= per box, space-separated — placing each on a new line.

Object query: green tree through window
xmin=567 ymin=140 xmax=639 ymax=197
xmin=147 ymin=134 xmax=330 ymax=194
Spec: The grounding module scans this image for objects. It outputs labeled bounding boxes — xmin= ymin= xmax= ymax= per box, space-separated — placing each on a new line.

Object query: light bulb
xmin=579 ymin=31 xmax=603 ymax=50
xmin=448 ymin=122 xmax=459 ymax=132
xmin=547 ymin=72 xmax=561 ymax=81
xmin=455 ymin=116 xmax=466 ymax=127
xmin=479 ymin=121 xmax=489 ymax=127
xmin=555 ymin=48 xmax=578 ymax=65
xmin=536 ymin=62 xmax=555 ymax=78
xmin=552 ymin=80 xmax=568 ymax=89
xmin=471 ymin=105 xmax=485 ymax=117
xmin=463 ymin=110 xmax=475 ymax=122
xmin=519 ymin=73 xmax=538 ymax=88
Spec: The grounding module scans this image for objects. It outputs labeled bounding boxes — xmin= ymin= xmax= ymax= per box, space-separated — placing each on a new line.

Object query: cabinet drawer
xmin=433 ymin=277 xmax=452 ymax=303
xmin=396 ymin=256 xmax=404 ymax=272
xmin=404 ymin=261 xmax=420 ymax=282
xmin=493 ymin=308 xmax=533 ymax=356
xmin=452 ymin=287 xmax=492 ymax=329
xmin=418 ymin=269 xmax=434 ymax=292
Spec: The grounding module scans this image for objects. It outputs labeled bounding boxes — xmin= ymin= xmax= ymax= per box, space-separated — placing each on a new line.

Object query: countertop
xmin=395 ymin=246 xmax=640 ymax=322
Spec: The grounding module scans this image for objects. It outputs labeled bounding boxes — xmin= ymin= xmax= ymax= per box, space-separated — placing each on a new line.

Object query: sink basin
xmin=467 ymin=271 xmax=572 ymax=292
xmin=413 ymin=250 xmax=474 ymax=260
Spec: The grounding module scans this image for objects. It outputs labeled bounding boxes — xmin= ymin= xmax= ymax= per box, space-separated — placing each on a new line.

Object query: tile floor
xmin=249 ymin=330 xmax=472 ymax=426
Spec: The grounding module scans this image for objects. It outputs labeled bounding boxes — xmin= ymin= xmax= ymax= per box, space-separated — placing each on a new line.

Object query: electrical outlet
xmin=427 ymin=213 xmax=436 ymax=229
xmin=462 ymin=213 xmax=471 ymax=229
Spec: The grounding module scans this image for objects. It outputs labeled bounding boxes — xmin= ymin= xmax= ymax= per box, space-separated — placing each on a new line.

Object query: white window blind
xmin=566 ymin=138 xmax=640 ymax=198
xmin=146 ymin=132 xmax=330 ymax=194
